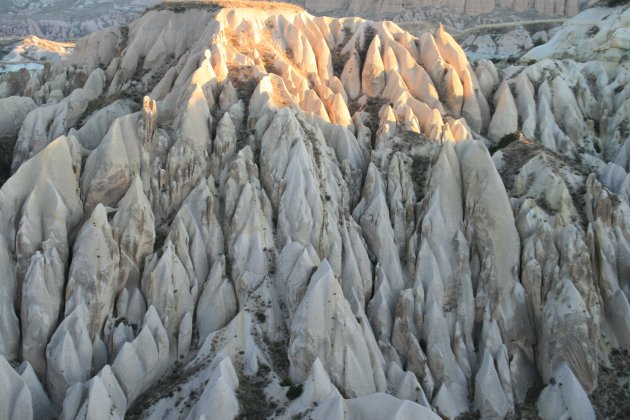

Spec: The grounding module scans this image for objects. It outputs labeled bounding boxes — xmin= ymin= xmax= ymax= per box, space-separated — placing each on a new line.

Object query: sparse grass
xmin=494 ymin=137 xmax=546 ymax=193
xmin=495 ymin=137 xmax=592 ymax=229
xmin=268 ymin=76 xmax=292 ymax=106
xmin=126 ymin=354 xmax=209 ymax=418
xmin=505 ymin=379 xmax=545 ymax=419
xmin=235 ymin=364 xmax=278 ymax=419
xmin=592 ymin=348 xmax=630 ymax=419
xmin=350 ymin=96 xmax=388 ymax=148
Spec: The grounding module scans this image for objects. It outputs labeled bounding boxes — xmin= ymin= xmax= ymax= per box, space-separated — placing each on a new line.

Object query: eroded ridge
xmin=0 ymin=2 xmax=629 ymax=419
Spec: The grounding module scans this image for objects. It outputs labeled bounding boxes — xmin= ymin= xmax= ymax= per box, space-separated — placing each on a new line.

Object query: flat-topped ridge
xmin=149 ymin=0 xmax=305 ymax=13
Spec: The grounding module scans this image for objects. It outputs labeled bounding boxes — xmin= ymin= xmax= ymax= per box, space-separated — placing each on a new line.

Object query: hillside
xmin=0 ymin=1 xmax=629 ymax=419
xmin=0 ymin=0 xmax=598 ymax=40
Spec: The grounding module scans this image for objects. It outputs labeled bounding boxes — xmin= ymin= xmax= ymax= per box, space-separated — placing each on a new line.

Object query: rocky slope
xmin=0 ymin=0 xmax=596 ymax=41
xmin=1 ymin=36 xmax=75 ymax=79
xmin=0 ymin=1 xmax=629 ymax=419
xmin=0 ymin=0 xmax=159 ymax=40
xmin=456 ymin=21 xmax=561 ymax=60
xmin=306 ymin=0 xmax=592 ymax=18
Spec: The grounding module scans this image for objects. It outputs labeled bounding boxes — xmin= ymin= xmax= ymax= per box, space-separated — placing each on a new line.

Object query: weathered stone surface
xmin=0 ymin=4 xmax=627 ymax=419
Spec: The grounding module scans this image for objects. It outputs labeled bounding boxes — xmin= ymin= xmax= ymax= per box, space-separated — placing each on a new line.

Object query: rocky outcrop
xmin=0 ymin=356 xmax=52 ymax=419
xmin=0 ymin=3 xmax=629 ymax=420
xmin=64 ymin=204 xmax=121 ymax=340
xmin=288 ymin=261 xmax=384 ymax=397
xmin=537 ymin=363 xmax=595 ymax=420
xmin=11 ymin=67 xmax=106 ymax=173
xmin=0 ymin=96 xmax=35 ymax=137
xmin=306 ymin=0 xmax=585 ymax=18
xmin=487 ymin=81 xmax=518 ymax=143
xmin=0 ymin=9 xmax=141 ymax=40
xmin=524 ymin=6 xmax=630 ymax=63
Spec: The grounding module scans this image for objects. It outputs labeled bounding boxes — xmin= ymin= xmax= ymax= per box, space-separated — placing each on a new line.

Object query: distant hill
xmin=0 ymin=0 xmax=596 ymax=40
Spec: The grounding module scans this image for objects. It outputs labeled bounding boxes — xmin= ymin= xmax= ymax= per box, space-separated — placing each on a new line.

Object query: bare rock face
xmin=0 ymin=2 xmax=629 ymax=419
xmin=46 ymin=304 xmax=93 ymax=406
xmin=11 ymin=68 xmax=106 ymax=174
xmin=65 ymin=204 xmax=121 ymax=340
xmin=0 ymin=96 xmax=35 ymax=137
xmin=465 ymin=0 xmax=495 ymax=16
xmin=0 ymin=356 xmax=35 ymax=419
xmin=305 ymin=0 xmax=584 ymax=18
xmin=21 ymin=244 xmax=66 ymax=378
xmin=487 ymin=81 xmax=518 ymax=143
xmin=537 ymin=363 xmax=596 ymax=420
xmin=288 ymin=260 xmax=384 ymax=397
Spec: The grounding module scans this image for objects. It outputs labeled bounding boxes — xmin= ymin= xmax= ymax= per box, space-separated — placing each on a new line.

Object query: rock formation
xmin=305 ymin=0 xmax=589 ymax=18
xmin=0 ymin=1 xmax=629 ymax=419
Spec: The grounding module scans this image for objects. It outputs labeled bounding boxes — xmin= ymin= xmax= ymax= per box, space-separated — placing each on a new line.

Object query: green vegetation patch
xmin=286 ymin=384 xmax=303 ymax=400
xmin=490 ymin=132 xmax=521 ymax=155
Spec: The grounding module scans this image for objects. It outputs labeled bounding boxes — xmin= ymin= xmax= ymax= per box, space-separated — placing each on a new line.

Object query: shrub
xmin=490 ymin=132 xmax=521 ymax=154
xmin=533 ymin=38 xmax=545 ymax=47
xmin=586 ymin=25 xmax=600 ymax=37
xmin=286 ymin=384 xmax=303 ymax=400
